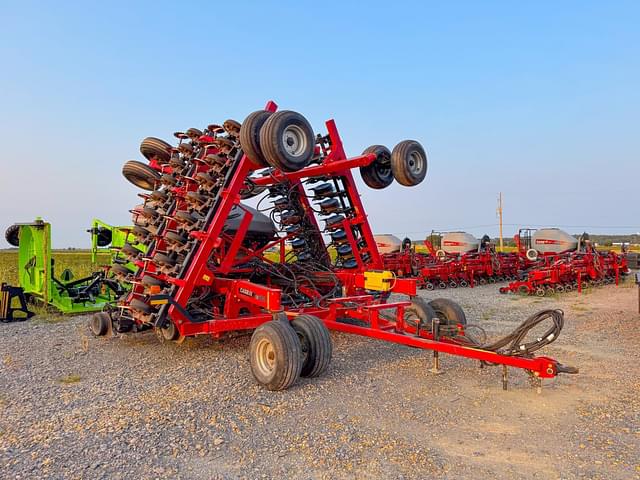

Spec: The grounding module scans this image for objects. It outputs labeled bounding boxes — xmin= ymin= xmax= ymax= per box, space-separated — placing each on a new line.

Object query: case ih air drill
xmin=91 ymin=101 xmax=577 ymax=390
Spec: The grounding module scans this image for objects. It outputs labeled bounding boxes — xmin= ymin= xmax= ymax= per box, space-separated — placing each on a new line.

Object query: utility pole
xmin=497 ymin=192 xmax=503 ymax=252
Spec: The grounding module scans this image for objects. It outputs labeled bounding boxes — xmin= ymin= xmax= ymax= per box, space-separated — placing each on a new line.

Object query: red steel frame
xmin=119 ymin=101 xmax=572 ymax=381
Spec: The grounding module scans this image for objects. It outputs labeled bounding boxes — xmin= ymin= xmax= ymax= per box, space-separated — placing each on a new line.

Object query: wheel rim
xmin=255 ymin=338 xmax=276 ymax=376
xmin=408 ymin=151 xmax=425 ymax=175
xmin=282 ymin=125 xmax=308 ymax=157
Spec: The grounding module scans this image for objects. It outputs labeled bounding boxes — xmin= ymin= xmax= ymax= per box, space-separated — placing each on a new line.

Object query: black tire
xmin=130 ymin=298 xmax=152 ymax=314
xmin=141 ymin=275 xmax=164 ymax=287
xmin=122 ymin=160 xmax=161 ymax=191
xmin=249 ymin=320 xmax=302 ymax=391
xmin=153 ymin=252 xmax=176 ymax=267
xmin=164 ymin=231 xmax=189 ymax=246
xmin=428 ymin=298 xmax=467 ymax=326
xmin=140 ymin=137 xmax=172 ymax=164
xmin=111 ymin=264 xmax=134 ymax=277
xmin=291 ymin=315 xmax=332 ymax=378
xmin=359 ymin=145 xmax=394 ymax=189
xmin=121 ymin=242 xmax=141 ymax=258
xmin=240 ymin=110 xmax=272 ymax=167
xmin=5 ymin=224 xmax=20 ymax=247
xmin=391 ymin=140 xmax=428 ymax=187
xmin=90 ymin=312 xmax=110 ymax=336
xmin=403 ymin=297 xmax=437 ymax=330
xmin=260 ymin=110 xmax=315 ymax=172
xmin=95 ymin=228 xmax=112 ymax=247
xmin=160 ymin=321 xmax=181 ymax=341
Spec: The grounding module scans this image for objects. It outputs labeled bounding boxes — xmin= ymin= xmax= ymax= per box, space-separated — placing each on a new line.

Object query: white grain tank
xmin=441 ymin=232 xmax=480 ymax=254
xmin=374 ymin=234 xmax=402 ymax=254
xmin=532 ymin=228 xmax=577 ymax=254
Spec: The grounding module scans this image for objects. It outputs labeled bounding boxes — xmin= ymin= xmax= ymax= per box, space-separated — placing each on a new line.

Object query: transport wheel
xmin=564 ymin=283 xmax=573 ymax=292
xmin=402 ymin=297 xmax=437 ymax=330
xmin=478 ymin=278 xmax=487 ymax=286
xmin=249 ymin=320 xmax=302 ymax=391
xmin=390 ymin=140 xmax=427 ymax=187
xmin=240 ymin=110 xmax=272 ymax=167
xmin=291 ymin=314 xmax=332 ymax=378
xmin=122 ymin=160 xmax=161 ymax=191
xmin=428 ymin=298 xmax=467 ymax=327
xmin=5 ymin=224 xmax=20 ymax=247
xmin=359 ymin=145 xmax=394 ymax=189
xmin=449 ymin=280 xmax=458 ymax=288
xmin=260 ymin=110 xmax=315 ymax=172
xmin=459 ymin=280 xmax=469 ymax=288
xmin=535 ymin=287 xmax=546 ymax=297
xmin=488 ymin=277 xmax=496 ymax=284
xmin=425 ymin=282 xmax=435 ymax=291
xmin=90 ymin=312 xmax=111 ymax=336
xmin=437 ymin=281 xmax=447 ymax=289
xmin=140 ymin=137 xmax=172 ymax=164
xmin=555 ymin=285 xmax=565 ymax=293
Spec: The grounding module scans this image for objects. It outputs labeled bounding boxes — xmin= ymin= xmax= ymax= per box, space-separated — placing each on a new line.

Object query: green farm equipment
xmin=3 ymin=218 xmax=142 ymax=314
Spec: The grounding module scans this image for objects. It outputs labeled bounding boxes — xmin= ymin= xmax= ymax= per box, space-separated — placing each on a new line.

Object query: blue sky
xmin=1 ymin=1 xmax=638 ymax=247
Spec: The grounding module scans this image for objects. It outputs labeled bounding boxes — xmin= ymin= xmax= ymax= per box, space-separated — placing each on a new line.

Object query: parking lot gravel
xmin=1 ymin=280 xmax=639 ymax=479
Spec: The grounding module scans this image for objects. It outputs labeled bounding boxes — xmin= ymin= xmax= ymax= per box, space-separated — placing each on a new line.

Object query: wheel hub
xmin=282 ymin=125 xmax=307 ymax=157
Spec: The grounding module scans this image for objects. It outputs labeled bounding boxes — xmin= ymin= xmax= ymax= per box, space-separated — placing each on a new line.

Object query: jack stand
xmin=430 ymin=318 xmax=442 ymax=374
xmin=502 ymin=364 xmax=508 ymax=390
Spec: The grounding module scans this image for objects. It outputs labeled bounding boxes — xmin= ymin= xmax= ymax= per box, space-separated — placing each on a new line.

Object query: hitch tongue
xmin=556 ymin=363 xmax=579 ymax=374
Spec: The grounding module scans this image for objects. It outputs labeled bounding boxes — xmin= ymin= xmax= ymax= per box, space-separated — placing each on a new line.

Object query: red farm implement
xmin=92 ymin=101 xmax=577 ymax=391
xmin=380 ymin=233 xmax=523 ymax=289
xmin=500 ymin=229 xmax=629 ymax=296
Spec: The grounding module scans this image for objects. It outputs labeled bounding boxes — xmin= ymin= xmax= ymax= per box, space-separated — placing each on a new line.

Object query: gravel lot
xmin=1 ymin=280 xmax=639 ymax=479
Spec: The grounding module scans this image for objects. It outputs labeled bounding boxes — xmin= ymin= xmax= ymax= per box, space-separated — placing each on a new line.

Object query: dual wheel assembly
xmin=249 ymin=314 xmax=332 ymax=391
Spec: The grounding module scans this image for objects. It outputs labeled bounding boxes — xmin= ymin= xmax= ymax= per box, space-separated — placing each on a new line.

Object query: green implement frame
xmin=13 ymin=218 xmax=143 ymax=314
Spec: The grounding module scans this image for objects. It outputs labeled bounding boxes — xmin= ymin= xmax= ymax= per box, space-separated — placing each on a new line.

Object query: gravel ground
xmin=1 ymin=280 xmax=639 ymax=479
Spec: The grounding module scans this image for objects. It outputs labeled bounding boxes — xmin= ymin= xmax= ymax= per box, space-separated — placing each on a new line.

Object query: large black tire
xmin=5 ymin=224 xmax=20 ymax=247
xmin=359 ymin=145 xmax=394 ymax=189
xmin=403 ymin=297 xmax=437 ymax=329
xmin=90 ymin=312 xmax=111 ymax=336
xmin=391 ymin=140 xmax=428 ymax=187
xmin=291 ymin=315 xmax=332 ymax=378
xmin=428 ymin=298 xmax=467 ymax=326
xmin=259 ymin=110 xmax=315 ymax=172
xmin=249 ymin=320 xmax=302 ymax=391
xmin=140 ymin=137 xmax=172 ymax=164
xmin=122 ymin=160 xmax=161 ymax=191
xmin=239 ymin=110 xmax=272 ymax=167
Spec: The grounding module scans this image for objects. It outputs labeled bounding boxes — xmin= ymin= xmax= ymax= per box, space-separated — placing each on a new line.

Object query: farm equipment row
xmin=378 ymin=228 xmax=629 ymax=295
xmin=499 ymin=248 xmax=627 ymax=296
xmin=86 ymin=100 xmax=577 ymax=391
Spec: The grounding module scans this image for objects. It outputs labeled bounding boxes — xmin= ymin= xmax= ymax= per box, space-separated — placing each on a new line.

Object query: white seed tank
xmin=441 ymin=232 xmax=480 ymax=254
xmin=532 ymin=228 xmax=577 ymax=254
xmin=374 ymin=234 xmax=402 ymax=254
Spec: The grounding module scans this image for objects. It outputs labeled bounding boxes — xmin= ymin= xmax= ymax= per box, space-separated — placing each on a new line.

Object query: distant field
xmin=0 ymin=250 xmax=111 ymax=286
